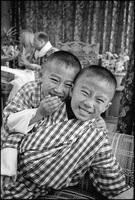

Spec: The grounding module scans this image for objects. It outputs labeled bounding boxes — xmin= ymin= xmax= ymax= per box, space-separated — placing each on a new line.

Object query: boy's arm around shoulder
xmin=94 ymin=115 xmax=106 ymax=130
xmin=89 ymin=129 xmax=130 ymax=199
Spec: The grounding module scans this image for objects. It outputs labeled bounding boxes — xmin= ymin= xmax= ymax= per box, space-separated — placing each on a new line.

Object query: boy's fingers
xmin=47 ymin=101 xmax=62 ymax=110
xmin=52 ymin=103 xmax=63 ymax=113
xmin=43 ymin=96 xmax=62 ymax=103
xmin=45 ymin=94 xmax=62 ymax=99
xmin=51 ymin=101 xmax=63 ymax=109
xmin=44 ymin=95 xmax=57 ymax=100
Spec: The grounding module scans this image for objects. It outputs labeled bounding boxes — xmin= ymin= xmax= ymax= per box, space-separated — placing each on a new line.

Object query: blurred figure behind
xmin=7 ymin=30 xmax=37 ymax=102
xmin=18 ymin=29 xmax=35 ymax=68
xmin=33 ymin=31 xmax=59 ymax=66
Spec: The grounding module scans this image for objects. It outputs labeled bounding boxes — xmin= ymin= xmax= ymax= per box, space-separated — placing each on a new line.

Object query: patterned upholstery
xmin=38 ymin=187 xmax=98 ymax=199
xmin=38 ymin=132 xmax=134 ymax=199
xmin=56 ymin=42 xmax=99 ymax=68
xmin=107 ymin=132 xmax=134 ymax=187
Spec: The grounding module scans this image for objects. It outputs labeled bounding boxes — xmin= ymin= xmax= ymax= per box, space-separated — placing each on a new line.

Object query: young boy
xmin=1 ymin=66 xmax=133 ymax=199
xmin=1 ymin=50 xmax=81 ymax=142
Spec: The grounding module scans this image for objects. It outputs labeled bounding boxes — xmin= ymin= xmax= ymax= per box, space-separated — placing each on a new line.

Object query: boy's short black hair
xmin=35 ymin=31 xmax=49 ymax=42
xmin=74 ymin=65 xmax=117 ymax=90
xmin=42 ymin=50 xmax=82 ymax=72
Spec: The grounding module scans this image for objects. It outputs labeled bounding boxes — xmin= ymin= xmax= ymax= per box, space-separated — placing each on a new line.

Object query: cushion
xmin=56 ymin=42 xmax=99 ymax=68
xmin=107 ymin=132 xmax=134 ymax=186
xmin=38 ymin=187 xmax=103 ymax=199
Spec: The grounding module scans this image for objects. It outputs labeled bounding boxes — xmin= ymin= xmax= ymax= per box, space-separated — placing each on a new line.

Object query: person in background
xmin=19 ymin=29 xmax=34 ymax=57
xmin=17 ymin=29 xmax=41 ymax=72
xmin=20 ymin=31 xmax=59 ymax=77
xmin=1 ymin=29 xmax=37 ymax=70
xmin=1 ymin=65 xmax=133 ymax=199
xmin=9 ymin=30 xmax=59 ymax=74
xmin=7 ymin=30 xmax=40 ymax=102
xmin=33 ymin=31 xmax=59 ymax=65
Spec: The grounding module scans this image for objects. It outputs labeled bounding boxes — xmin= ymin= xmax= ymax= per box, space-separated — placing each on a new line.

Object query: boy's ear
xmin=41 ymin=39 xmax=46 ymax=46
xmin=103 ymin=102 xmax=112 ymax=113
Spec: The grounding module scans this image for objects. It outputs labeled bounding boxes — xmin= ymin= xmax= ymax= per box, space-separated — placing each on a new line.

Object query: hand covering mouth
xmin=50 ymin=93 xmax=64 ymax=100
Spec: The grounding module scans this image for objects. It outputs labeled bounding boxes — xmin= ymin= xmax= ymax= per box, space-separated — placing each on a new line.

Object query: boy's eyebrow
xmin=95 ymin=93 xmax=107 ymax=101
xmin=81 ymin=86 xmax=91 ymax=91
xmin=50 ymin=74 xmax=59 ymax=78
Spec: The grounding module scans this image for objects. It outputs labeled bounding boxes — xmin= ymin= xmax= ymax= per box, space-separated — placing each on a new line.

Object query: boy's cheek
xmin=62 ymin=92 xmax=70 ymax=101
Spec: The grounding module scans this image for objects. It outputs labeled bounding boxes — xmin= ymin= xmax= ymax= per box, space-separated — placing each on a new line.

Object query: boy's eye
xmin=81 ymin=90 xmax=89 ymax=96
xmin=65 ymin=83 xmax=72 ymax=88
xmin=50 ymin=78 xmax=58 ymax=83
xmin=96 ymin=99 xmax=104 ymax=103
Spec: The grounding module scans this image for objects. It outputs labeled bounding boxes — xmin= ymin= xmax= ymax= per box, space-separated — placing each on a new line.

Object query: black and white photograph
xmin=1 ymin=1 xmax=134 ymax=199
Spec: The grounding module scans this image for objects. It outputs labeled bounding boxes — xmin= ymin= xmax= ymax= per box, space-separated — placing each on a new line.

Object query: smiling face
xmin=41 ymin=60 xmax=80 ymax=101
xmin=70 ymin=75 xmax=115 ymax=121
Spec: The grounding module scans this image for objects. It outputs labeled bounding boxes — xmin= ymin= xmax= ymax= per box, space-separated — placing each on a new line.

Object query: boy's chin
xmin=75 ymin=114 xmax=96 ymax=121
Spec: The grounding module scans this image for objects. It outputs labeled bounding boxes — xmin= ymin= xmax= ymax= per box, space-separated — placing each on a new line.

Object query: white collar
xmin=35 ymin=41 xmax=53 ymax=59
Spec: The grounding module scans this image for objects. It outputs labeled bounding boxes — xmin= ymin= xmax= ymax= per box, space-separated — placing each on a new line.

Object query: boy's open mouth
xmin=79 ymin=106 xmax=94 ymax=115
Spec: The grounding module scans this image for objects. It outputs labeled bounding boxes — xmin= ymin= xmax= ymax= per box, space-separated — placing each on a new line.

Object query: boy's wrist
xmin=29 ymin=111 xmax=44 ymax=125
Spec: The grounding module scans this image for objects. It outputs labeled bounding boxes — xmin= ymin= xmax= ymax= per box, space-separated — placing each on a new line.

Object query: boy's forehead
xmin=43 ymin=60 xmax=79 ymax=77
xmin=45 ymin=59 xmax=73 ymax=70
xmin=76 ymin=75 xmax=115 ymax=97
xmin=45 ymin=59 xmax=62 ymax=69
xmin=76 ymin=74 xmax=104 ymax=85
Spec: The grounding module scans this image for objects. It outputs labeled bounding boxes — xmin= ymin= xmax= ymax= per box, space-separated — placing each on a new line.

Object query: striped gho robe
xmin=1 ymin=103 xmax=130 ymax=199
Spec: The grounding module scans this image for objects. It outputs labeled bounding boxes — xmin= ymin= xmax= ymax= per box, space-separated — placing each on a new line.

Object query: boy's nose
xmin=54 ymin=84 xmax=63 ymax=94
xmin=84 ymin=99 xmax=95 ymax=109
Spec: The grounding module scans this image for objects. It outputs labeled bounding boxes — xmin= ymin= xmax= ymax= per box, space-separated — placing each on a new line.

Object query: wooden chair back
xmin=56 ymin=41 xmax=99 ymax=68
